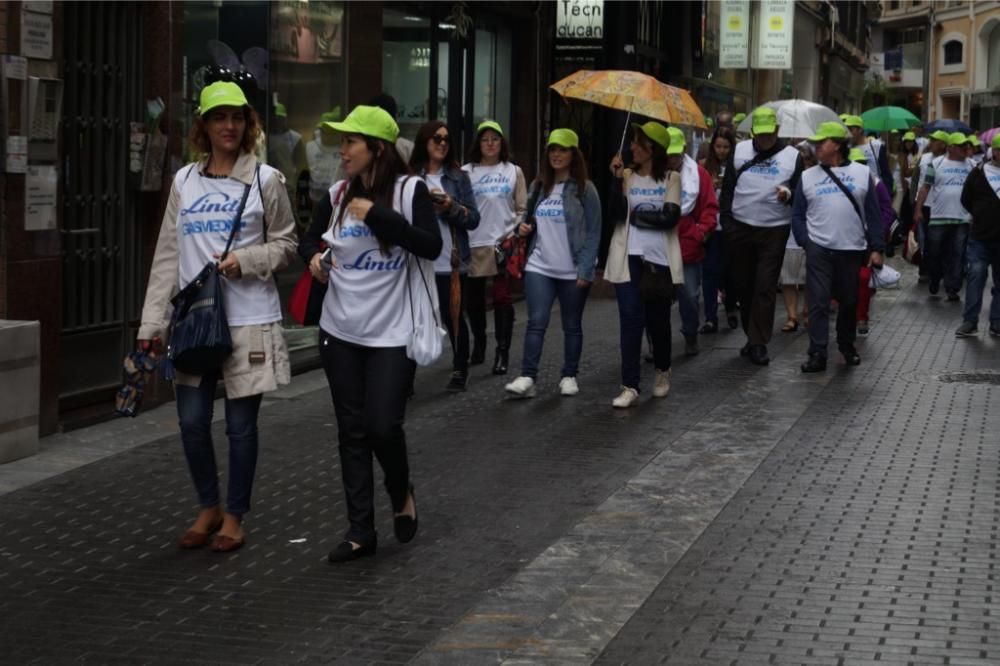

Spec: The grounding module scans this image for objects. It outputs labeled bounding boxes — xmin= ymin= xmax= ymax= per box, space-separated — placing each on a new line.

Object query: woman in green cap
xmin=504 ymin=128 xmax=601 ymax=399
xmin=409 ymin=121 xmax=481 ymax=392
xmin=138 ymin=81 xmax=298 ymax=553
xmin=604 ymin=120 xmax=684 ymax=408
xmin=298 ymin=104 xmax=442 ymax=563
xmin=462 ymin=120 xmax=528 ymax=375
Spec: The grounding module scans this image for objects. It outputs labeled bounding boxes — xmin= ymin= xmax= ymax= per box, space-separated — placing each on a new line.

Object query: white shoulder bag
xmin=397 ymin=177 xmax=445 ymax=365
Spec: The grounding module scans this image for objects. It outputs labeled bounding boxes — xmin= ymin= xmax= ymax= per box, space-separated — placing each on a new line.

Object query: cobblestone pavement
xmin=1 ymin=261 xmax=998 ymax=665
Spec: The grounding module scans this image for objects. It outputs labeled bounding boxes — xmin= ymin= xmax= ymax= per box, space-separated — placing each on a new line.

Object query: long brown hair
xmin=187 ymin=106 xmax=262 ymax=157
xmin=628 ymin=128 xmax=669 ymax=182
xmin=409 ymin=120 xmax=459 ymax=172
xmin=335 ymin=134 xmax=409 ymax=253
xmin=701 ymin=127 xmax=736 ymax=179
xmin=539 ymin=145 xmax=589 ymax=199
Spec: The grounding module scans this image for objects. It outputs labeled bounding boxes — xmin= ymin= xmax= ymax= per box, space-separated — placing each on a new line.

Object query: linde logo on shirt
xmin=473 ymin=172 xmax=512 ymax=196
xmin=535 ymin=196 xmax=565 ymax=219
xmin=936 ymin=165 xmax=971 ymax=188
xmin=815 ymin=173 xmax=857 ymax=197
xmin=629 ymin=186 xmax=665 ymax=196
xmin=747 ymin=159 xmax=781 ymax=177
xmin=179 ymin=192 xmax=247 ymax=237
xmin=338 ymin=224 xmax=376 ymax=239
xmin=341 ymin=248 xmax=404 ymax=271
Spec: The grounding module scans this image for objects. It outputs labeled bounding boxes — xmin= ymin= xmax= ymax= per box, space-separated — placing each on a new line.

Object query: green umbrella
xmin=861 ymin=106 xmax=920 ymax=132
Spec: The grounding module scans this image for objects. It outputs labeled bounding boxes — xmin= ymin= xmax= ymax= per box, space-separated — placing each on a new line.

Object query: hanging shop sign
xmin=556 ymin=0 xmax=604 ymax=40
xmin=754 ymin=0 xmax=795 ymax=70
xmin=719 ymin=0 xmax=750 ymax=69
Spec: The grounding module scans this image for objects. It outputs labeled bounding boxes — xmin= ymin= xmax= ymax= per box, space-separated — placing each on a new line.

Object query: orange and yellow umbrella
xmin=550 ymin=70 xmax=707 ymax=130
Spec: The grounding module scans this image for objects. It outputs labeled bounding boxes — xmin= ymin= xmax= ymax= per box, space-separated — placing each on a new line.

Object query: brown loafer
xmin=178 ymin=518 xmax=223 ymax=549
xmin=210 ymin=533 xmax=246 ymax=553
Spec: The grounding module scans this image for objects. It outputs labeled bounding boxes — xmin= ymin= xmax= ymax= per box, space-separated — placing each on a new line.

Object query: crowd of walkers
xmin=137 ymin=81 xmax=1000 ymax=562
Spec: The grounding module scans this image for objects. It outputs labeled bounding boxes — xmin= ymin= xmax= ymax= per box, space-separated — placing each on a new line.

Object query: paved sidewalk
xmin=1 ymin=261 xmax=998 ymax=665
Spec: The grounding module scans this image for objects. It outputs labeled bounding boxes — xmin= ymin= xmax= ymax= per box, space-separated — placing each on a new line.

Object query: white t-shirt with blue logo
xmin=319 ymin=177 xmax=419 ymax=347
xmin=526 ymin=183 xmax=576 ymax=280
xmin=463 ymin=161 xmax=518 ymax=247
xmin=731 ymin=140 xmax=799 ymax=227
xmin=424 ymin=172 xmax=454 ymax=274
xmin=176 ymin=164 xmax=282 ymax=326
xmin=626 ymin=173 xmax=670 ymax=267
xmin=923 ymin=157 xmax=972 ymax=222
xmin=799 ymin=162 xmax=872 ymax=251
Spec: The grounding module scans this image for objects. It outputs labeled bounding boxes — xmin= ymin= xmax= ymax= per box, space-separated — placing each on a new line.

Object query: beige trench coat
xmin=138 ymin=152 xmax=298 ymax=399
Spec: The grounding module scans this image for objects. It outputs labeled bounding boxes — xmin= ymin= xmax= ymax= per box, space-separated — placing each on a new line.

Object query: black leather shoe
xmin=446 ymin=371 xmax=468 ymax=392
xmin=739 ymin=342 xmax=751 ymax=357
xmin=394 ymin=485 xmax=418 ymax=544
xmin=748 ymin=344 xmax=770 ymax=366
xmin=328 ymin=537 xmax=377 ymax=563
xmin=841 ymin=347 xmax=861 ymax=366
xmin=801 ymin=354 xmax=827 ymax=373
xmin=699 ymin=320 xmax=718 ymax=334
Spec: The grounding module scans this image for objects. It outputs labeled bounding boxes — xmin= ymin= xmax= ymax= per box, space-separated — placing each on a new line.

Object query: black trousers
xmin=435 ymin=273 xmax=470 ymax=372
xmin=805 ymin=243 xmax=865 ymax=357
xmin=724 ymin=220 xmax=790 ymax=346
xmin=319 ymin=330 xmax=413 ymax=544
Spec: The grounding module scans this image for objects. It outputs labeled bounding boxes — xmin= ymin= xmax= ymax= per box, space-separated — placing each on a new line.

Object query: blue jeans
xmin=702 ymin=231 xmax=735 ymax=323
xmin=520 ymin=271 xmax=590 ymax=379
xmin=926 ymin=223 xmax=969 ymax=295
xmin=676 ymin=262 xmax=703 ymax=338
xmin=615 ymin=255 xmax=673 ymax=390
xmin=175 ymin=370 xmax=263 ymax=516
xmin=962 ymin=237 xmax=1000 ymax=326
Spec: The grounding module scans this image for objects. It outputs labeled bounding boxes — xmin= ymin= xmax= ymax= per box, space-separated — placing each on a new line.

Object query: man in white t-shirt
xmin=956 ymin=134 xmax=1000 ymax=337
xmin=911 ymin=130 xmax=949 ymax=280
xmin=844 ymin=115 xmax=893 ymax=188
xmin=792 ymin=122 xmax=884 ymax=373
xmin=914 ymin=132 xmax=973 ymax=299
xmin=719 ymin=106 xmax=804 ymax=366
xmin=306 ymin=109 xmax=343 ymax=205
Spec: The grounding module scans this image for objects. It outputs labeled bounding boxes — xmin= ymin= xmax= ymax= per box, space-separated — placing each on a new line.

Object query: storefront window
xmin=383 ymin=9 xmax=434 ymax=142
xmin=473 ymin=27 xmax=512 ymax=133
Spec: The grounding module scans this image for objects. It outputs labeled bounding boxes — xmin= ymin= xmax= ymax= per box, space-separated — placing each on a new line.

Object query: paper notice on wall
xmin=21 ymin=9 xmax=53 ymax=60
xmin=754 ymin=0 xmax=795 ymax=70
xmin=719 ymin=0 xmax=750 ymax=69
xmin=25 ymin=165 xmax=57 ymax=230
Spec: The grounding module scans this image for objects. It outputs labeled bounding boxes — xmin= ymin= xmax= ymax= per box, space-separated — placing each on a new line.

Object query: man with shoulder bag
xmin=792 ymin=122 xmax=885 ymax=373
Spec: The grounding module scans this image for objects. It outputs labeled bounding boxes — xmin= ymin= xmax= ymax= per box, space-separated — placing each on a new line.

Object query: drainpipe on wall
xmin=924 ymin=5 xmax=934 ymax=120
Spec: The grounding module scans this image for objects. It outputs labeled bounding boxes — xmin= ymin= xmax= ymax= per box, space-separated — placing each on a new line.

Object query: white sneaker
xmin=559 ymin=376 xmax=579 ymax=396
xmin=612 ymin=386 xmax=639 ymax=408
xmin=505 ymin=376 xmax=536 ymax=398
xmin=652 ymin=369 xmax=671 ymax=398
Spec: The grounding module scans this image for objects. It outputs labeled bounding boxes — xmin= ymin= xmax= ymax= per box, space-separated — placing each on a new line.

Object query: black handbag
xmin=166 ymin=167 xmax=256 ymax=376
xmin=638 ymin=261 xmax=674 ymax=303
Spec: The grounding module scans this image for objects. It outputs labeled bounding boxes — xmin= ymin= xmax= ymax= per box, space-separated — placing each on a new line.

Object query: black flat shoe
xmin=841 ymin=347 xmax=861 ymax=366
xmin=394 ymin=485 xmax=418 ymax=544
xmin=727 ymin=313 xmax=739 ymax=330
xmin=739 ymin=342 xmax=751 ymax=357
xmin=801 ymin=354 xmax=827 ymax=373
xmin=749 ymin=345 xmax=770 ymax=366
xmin=446 ymin=371 xmax=468 ymax=392
xmin=699 ymin=320 xmax=718 ymax=334
xmin=328 ymin=537 xmax=377 ymax=563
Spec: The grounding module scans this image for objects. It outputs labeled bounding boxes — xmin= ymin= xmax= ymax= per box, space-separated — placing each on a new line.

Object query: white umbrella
xmin=736 ymin=99 xmax=842 ymax=139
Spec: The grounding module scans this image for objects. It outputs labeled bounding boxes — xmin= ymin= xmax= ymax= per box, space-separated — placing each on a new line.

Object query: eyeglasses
xmin=431 ymin=134 xmax=450 ymax=145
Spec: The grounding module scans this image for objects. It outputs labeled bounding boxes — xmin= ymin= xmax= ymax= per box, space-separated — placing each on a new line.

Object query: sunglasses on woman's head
xmin=431 ymin=134 xmax=450 ymax=145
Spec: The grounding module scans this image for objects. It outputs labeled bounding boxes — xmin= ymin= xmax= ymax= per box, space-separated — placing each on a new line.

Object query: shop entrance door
xmin=58 ymin=2 xmax=145 ymax=413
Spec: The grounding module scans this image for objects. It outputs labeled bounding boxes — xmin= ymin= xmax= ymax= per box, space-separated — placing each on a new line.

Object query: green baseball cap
xmin=631 ymin=121 xmax=670 ymax=151
xmin=809 ymin=121 xmax=849 ymax=142
xmin=666 ymin=126 xmax=686 ymax=155
xmin=843 ymin=115 xmax=864 ymax=128
xmin=947 ymin=132 xmax=970 ymax=146
xmin=323 ymin=105 xmax=398 ymax=143
xmin=316 ymin=107 xmax=343 ymax=128
xmin=903 ymin=131 xmax=916 ymax=141
xmin=733 ymin=112 xmax=747 ymax=124
xmin=848 ymin=147 xmax=868 ymax=163
xmin=477 ymin=120 xmax=504 ymax=137
xmin=274 ymin=102 xmax=287 ymax=118
xmin=751 ymin=106 xmax=778 ymax=135
xmin=968 ymin=135 xmax=981 ymax=147
xmin=198 ymin=82 xmax=248 ymax=116
xmin=993 ymin=134 xmax=1000 ymax=150
xmin=838 ymin=113 xmax=850 ymax=123
xmin=548 ymin=128 xmax=579 ymax=149
xmin=929 ymin=130 xmax=950 ymax=143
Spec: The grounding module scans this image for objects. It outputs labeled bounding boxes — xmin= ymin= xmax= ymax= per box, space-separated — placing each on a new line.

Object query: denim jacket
xmin=418 ymin=165 xmax=480 ymax=271
xmin=525 ymin=178 xmax=602 ymax=282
